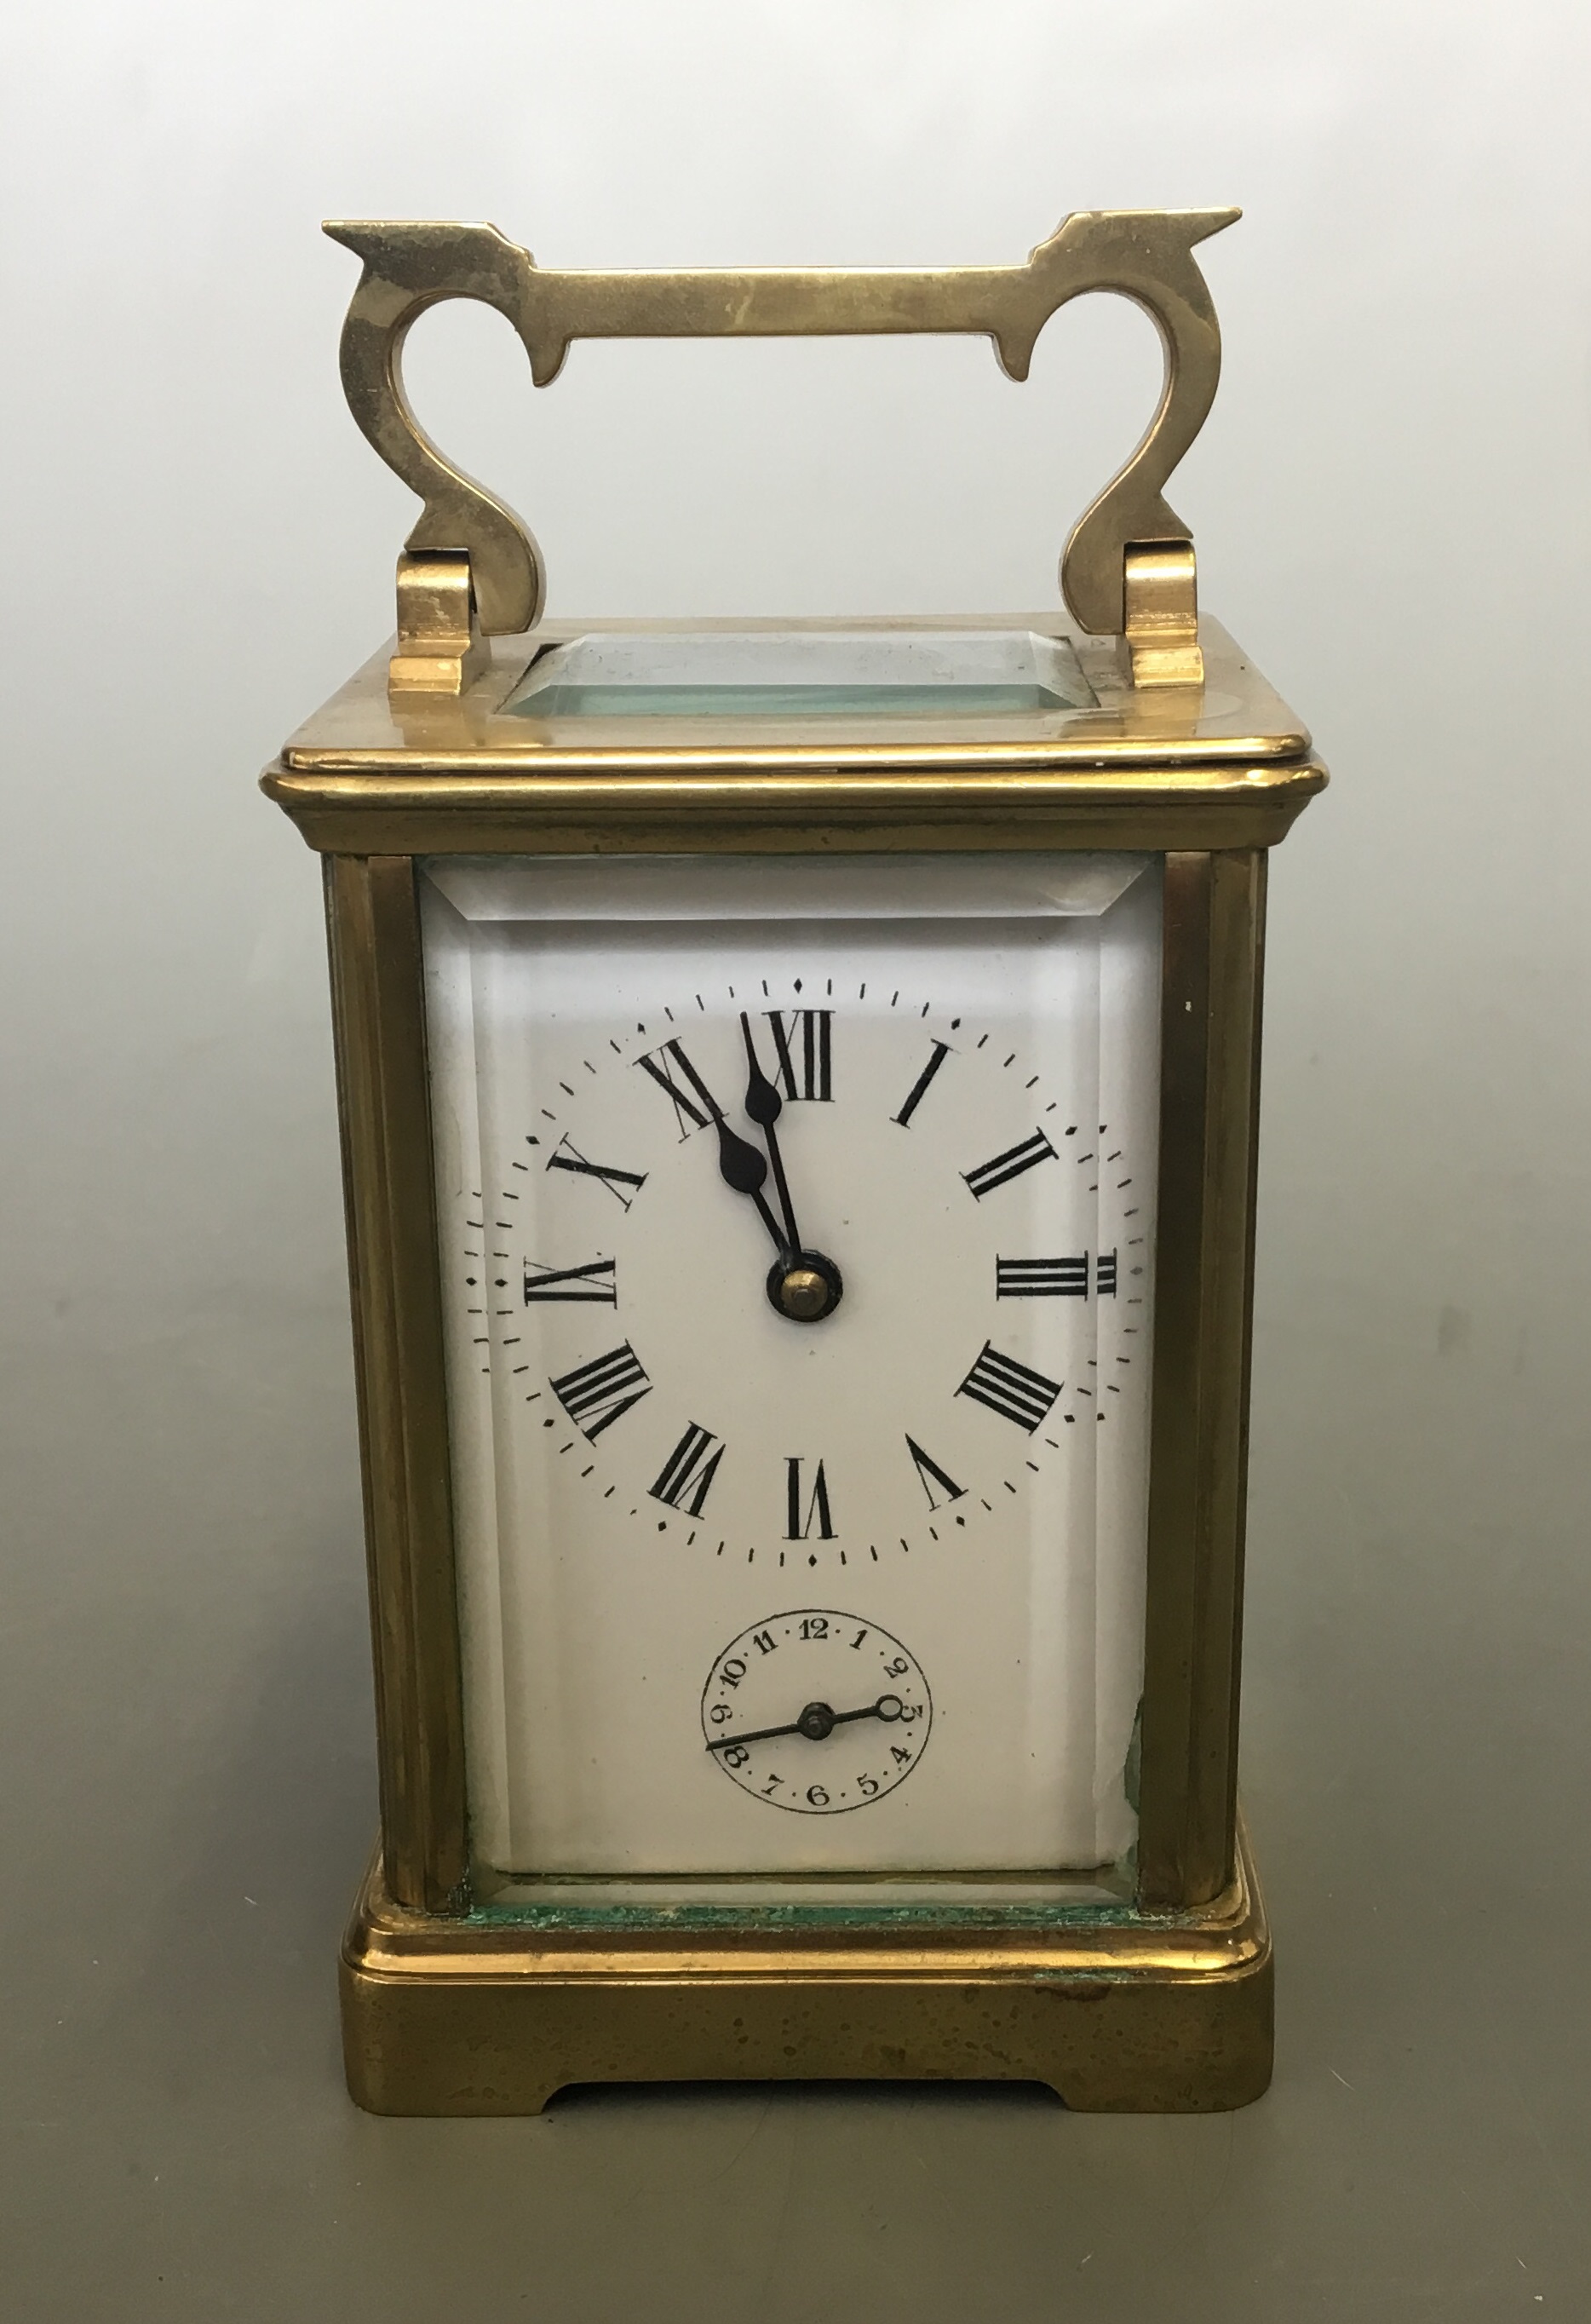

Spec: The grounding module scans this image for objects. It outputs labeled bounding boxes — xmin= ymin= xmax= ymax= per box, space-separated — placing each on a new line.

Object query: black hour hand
xmin=715 ymin=1117 xmax=789 ymax=1253
xmin=716 ymin=1116 xmax=767 ymax=1196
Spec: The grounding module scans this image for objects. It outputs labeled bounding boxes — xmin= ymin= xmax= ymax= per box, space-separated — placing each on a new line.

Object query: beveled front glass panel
xmin=422 ymin=853 xmax=1160 ymax=1884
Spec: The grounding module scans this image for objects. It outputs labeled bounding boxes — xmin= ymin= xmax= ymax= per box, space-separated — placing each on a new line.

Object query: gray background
xmin=3 ymin=1 xmax=1590 ymax=2315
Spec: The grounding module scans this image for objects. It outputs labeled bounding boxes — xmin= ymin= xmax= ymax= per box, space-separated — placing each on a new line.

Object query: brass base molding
xmin=339 ymin=1824 xmax=1272 ymax=2116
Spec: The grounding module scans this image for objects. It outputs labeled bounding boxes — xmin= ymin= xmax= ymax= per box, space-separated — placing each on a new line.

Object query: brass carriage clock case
xmin=264 ymin=208 xmax=1324 ymax=2114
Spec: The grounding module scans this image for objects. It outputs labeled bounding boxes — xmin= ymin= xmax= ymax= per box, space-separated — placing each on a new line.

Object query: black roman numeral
xmin=997 ymin=1256 xmax=1088 ymax=1298
xmin=524 ymin=1257 xmax=617 ymax=1304
xmin=649 ymin=1422 xmax=725 ymax=1516
xmin=962 ymin=1130 xmax=1058 ymax=1199
xmin=766 ymin=1009 xmax=832 ymax=1101
xmin=892 ymin=1039 xmax=951 ymax=1128
xmin=905 ymin=1435 xmax=965 ymax=1511
xmin=635 ymin=1038 xmax=722 ymax=1139
xmin=997 ymin=1252 xmax=1117 ymax=1297
xmin=549 ymin=1343 xmax=652 ymax=1439
xmin=956 ymin=1342 xmax=1062 ymax=1433
xmin=785 ymin=1457 xmax=836 ymax=1539
xmin=545 ymin=1136 xmax=648 ymax=1210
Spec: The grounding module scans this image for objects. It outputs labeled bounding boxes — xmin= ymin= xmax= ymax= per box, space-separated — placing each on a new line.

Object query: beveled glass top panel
xmin=503 ymin=628 xmax=1096 ymax=722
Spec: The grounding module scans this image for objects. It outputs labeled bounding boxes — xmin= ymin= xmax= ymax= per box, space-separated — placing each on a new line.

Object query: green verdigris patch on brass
xmin=471 ymin=1885 xmax=1149 ymax=1937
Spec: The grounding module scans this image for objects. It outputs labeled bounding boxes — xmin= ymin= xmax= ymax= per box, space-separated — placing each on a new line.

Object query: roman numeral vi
xmin=785 ymin=1457 xmax=836 ymax=1539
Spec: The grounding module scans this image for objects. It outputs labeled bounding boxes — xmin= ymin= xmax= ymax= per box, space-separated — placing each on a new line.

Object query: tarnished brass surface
xmin=1124 ymin=541 xmax=1204 ymax=687
xmin=305 ymin=814 xmax=1301 ymax=1938
xmin=1139 ymin=852 xmax=1266 ymax=1905
xmin=776 ymin=1266 xmax=830 ymax=1320
xmin=279 ymin=589 xmax=1320 ymax=2101
xmin=390 ymin=551 xmax=488 ymax=697
xmin=270 ymin=758 xmax=1322 ymax=860
xmin=325 ymin=210 xmax=1236 ymax=657
xmin=325 ymin=857 xmax=469 ymax=1912
xmin=339 ymin=1822 xmax=1272 ymax=2115
xmin=265 ymin=613 xmax=1324 ymax=857
xmin=306 ymin=833 xmax=1298 ymax=2096
xmin=274 ymin=616 xmax=1307 ymax=775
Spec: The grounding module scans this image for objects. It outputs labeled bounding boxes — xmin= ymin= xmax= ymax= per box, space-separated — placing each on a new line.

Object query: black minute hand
xmin=739 ymin=1013 xmax=802 ymax=1253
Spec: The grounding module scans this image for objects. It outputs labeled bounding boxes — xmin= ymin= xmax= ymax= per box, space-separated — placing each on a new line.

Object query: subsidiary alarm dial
xmin=702 ymin=1609 xmax=932 ymax=1813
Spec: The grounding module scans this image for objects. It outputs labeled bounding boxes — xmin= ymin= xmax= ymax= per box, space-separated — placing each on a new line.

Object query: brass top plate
xmin=279 ymin=613 xmax=1310 ymax=774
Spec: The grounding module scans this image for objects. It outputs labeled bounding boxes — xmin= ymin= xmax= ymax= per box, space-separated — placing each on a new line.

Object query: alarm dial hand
xmin=706 ymin=1694 xmax=905 ymax=1752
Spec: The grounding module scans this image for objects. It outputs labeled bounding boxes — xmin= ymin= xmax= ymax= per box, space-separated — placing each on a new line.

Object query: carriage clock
xmin=262 ymin=207 xmax=1325 ymax=2114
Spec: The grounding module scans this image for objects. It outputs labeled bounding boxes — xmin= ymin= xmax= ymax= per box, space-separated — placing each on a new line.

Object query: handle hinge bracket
xmin=1123 ymin=542 xmax=1203 ymax=688
xmin=389 ymin=552 xmax=489 ymax=698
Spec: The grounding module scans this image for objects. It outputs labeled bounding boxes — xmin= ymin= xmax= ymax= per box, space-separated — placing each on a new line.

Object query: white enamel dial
xmin=422 ymin=853 xmax=1160 ymax=1883
xmin=465 ymin=982 xmax=1138 ymax=1568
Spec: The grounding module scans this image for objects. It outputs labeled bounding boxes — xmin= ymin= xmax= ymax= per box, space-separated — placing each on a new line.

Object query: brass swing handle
xmin=325 ymin=207 xmax=1238 ymax=692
